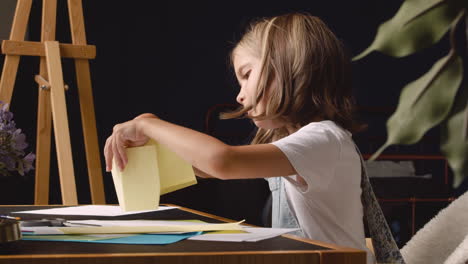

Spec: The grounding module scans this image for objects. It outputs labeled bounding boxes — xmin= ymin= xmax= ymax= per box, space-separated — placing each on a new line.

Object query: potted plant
xmin=354 ymin=0 xmax=468 ymax=187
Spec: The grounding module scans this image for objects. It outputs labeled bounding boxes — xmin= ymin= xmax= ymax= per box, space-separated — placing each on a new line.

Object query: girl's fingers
xmin=104 ymin=137 xmax=114 ymax=172
xmin=111 ymin=136 xmax=122 ymax=171
xmin=114 ymin=132 xmax=128 ymax=171
xmin=103 ymin=137 xmax=108 ymax=167
xmin=106 ymin=121 xmax=138 ymax=171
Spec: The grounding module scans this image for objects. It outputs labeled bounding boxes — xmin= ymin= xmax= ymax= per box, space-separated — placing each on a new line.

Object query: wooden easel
xmin=0 ymin=0 xmax=105 ymax=205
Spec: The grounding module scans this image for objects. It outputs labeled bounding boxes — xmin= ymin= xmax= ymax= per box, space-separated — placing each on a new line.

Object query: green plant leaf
xmin=441 ymin=80 xmax=468 ymax=188
xmin=353 ymin=0 xmax=462 ymax=60
xmin=397 ymin=0 xmax=445 ymax=25
xmin=370 ymin=53 xmax=463 ymax=160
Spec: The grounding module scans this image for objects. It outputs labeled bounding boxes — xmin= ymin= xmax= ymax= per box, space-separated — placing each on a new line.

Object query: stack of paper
xmin=20 ymin=218 xmax=295 ymax=244
xmin=14 ymin=206 xmax=297 ymax=244
xmin=22 ymin=233 xmax=201 ymax=245
xmin=21 ymin=220 xmax=245 ymax=235
xmin=112 ymin=140 xmax=197 ymax=211
xmin=15 ymin=206 xmax=247 ymax=245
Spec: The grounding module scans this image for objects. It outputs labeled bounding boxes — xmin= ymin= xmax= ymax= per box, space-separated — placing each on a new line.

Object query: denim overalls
xmin=266 ymin=177 xmax=304 ymax=237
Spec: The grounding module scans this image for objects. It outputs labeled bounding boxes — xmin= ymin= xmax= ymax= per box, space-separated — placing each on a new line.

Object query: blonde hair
xmin=223 ymin=13 xmax=360 ymax=144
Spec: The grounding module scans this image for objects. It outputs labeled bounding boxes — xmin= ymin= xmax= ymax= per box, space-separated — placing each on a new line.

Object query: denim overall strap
xmin=266 ymin=177 xmax=303 ymax=236
xmin=356 ymin=147 xmax=406 ymax=264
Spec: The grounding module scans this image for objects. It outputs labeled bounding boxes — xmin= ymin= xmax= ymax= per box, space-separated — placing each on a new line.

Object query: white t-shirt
xmin=271 ymin=120 xmax=375 ymax=264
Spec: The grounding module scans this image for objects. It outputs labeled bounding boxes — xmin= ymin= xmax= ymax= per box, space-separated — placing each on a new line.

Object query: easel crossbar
xmin=1 ymin=40 xmax=96 ymax=59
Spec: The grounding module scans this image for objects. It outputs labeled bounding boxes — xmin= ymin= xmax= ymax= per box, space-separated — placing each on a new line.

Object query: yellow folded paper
xmin=112 ymin=140 xmax=196 ymax=212
xmin=57 ymin=221 xmax=244 ymax=234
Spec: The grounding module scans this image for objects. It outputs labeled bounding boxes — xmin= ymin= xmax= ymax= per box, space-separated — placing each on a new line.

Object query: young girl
xmin=104 ymin=13 xmax=374 ymax=263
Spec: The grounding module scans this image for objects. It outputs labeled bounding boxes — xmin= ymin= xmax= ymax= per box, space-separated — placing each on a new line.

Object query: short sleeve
xmin=271 ymin=124 xmax=341 ymax=192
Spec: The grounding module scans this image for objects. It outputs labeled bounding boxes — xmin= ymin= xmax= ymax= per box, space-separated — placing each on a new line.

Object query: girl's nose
xmin=236 ymin=92 xmax=245 ymax=105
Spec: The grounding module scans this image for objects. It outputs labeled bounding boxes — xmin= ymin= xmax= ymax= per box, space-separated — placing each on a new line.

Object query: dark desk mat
xmin=0 ymin=206 xmax=330 ymax=255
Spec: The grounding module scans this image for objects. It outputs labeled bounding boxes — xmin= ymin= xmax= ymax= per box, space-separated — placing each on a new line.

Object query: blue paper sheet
xmin=22 ymin=232 xmax=202 ymax=245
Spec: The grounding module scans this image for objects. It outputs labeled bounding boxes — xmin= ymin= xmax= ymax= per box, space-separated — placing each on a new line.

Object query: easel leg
xmin=44 ymin=41 xmax=78 ymax=205
xmin=68 ymin=0 xmax=105 ymax=204
xmin=73 ymin=60 xmax=106 ymax=204
xmin=0 ymin=0 xmax=32 ymax=104
xmin=35 ymin=0 xmax=58 ymax=205
xmin=34 ymin=64 xmax=52 ymax=205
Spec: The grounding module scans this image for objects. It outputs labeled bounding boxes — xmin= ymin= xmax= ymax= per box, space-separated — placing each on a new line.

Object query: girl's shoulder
xmin=274 ymin=120 xmax=350 ymax=151
xmin=298 ymin=120 xmax=352 ymax=139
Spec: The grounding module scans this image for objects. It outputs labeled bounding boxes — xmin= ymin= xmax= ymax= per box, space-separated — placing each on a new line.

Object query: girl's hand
xmin=104 ymin=113 xmax=158 ymax=172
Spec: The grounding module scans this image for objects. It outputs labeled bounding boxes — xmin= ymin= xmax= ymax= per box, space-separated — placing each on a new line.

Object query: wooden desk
xmin=0 ymin=205 xmax=366 ymax=264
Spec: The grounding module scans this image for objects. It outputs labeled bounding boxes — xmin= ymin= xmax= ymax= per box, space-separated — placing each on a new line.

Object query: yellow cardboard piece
xmin=152 ymin=140 xmax=197 ymax=195
xmin=111 ymin=140 xmax=196 ymax=212
xmin=57 ymin=221 xmax=245 ymax=234
xmin=111 ymin=145 xmax=160 ymax=212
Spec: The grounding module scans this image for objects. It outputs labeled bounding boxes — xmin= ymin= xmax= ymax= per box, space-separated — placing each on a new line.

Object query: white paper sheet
xmin=188 ymin=227 xmax=299 ymax=242
xmin=12 ymin=205 xmax=178 ymax=216
xmin=67 ymin=219 xmax=209 ymax=227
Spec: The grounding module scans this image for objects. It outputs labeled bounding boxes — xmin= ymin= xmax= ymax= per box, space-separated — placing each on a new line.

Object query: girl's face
xmin=233 ymin=47 xmax=285 ymax=130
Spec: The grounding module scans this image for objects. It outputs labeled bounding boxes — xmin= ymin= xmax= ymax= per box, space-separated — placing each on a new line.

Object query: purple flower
xmin=23 ymin=153 xmax=35 ymax=173
xmin=0 ymin=101 xmax=35 ymax=177
xmin=12 ymin=129 xmax=28 ymax=152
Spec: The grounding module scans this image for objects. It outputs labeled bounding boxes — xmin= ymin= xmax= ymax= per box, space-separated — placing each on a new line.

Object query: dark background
xmin=1 ymin=0 xmax=465 ymax=247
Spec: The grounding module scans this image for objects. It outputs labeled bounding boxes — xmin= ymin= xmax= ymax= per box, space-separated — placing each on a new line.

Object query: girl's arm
xmin=133 ymin=113 xmax=215 ymax=179
xmin=193 ymin=166 xmax=216 ymax=179
xmin=104 ymin=117 xmax=296 ymax=180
